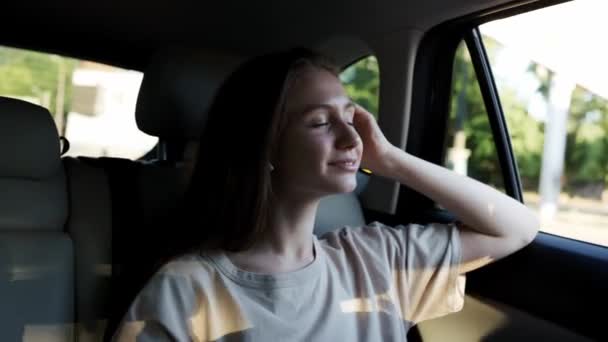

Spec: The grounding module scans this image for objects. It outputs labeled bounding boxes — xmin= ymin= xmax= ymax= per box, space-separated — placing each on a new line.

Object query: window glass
xmin=480 ymin=0 xmax=608 ymax=246
xmin=340 ymin=56 xmax=380 ymax=119
xmin=0 ymin=46 xmax=157 ymax=159
xmin=444 ymin=41 xmax=504 ymax=191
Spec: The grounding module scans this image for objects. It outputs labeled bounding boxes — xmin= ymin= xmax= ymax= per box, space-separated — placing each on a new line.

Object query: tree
xmin=0 ymin=46 xmax=77 ymax=126
xmin=447 ymin=41 xmax=505 ymax=187
xmin=448 ymin=38 xmax=546 ymax=191
xmin=340 ymin=56 xmax=380 ymax=117
xmin=526 ymin=59 xmax=608 ymax=197
xmin=337 ymin=39 xmax=608 ymax=198
xmin=564 ymin=87 xmax=608 ymax=197
xmin=501 ymin=88 xmax=544 ymax=189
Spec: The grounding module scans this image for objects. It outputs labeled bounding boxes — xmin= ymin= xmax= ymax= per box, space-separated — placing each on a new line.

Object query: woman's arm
xmin=381 ymin=147 xmax=538 ymax=273
xmin=353 ymin=105 xmax=539 ymax=274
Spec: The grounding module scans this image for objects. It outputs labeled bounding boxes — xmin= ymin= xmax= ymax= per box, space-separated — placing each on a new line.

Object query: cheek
xmin=282 ymin=132 xmax=332 ymax=169
xmin=303 ymin=135 xmax=333 ymax=164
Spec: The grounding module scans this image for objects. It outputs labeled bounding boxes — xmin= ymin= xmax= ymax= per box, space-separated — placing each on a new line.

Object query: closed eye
xmin=312 ymin=122 xmax=329 ymax=128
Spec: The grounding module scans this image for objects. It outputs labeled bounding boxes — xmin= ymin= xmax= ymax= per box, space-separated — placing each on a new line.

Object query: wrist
xmin=377 ymin=145 xmax=404 ymax=179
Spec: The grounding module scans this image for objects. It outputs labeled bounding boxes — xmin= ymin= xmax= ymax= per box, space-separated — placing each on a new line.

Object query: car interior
xmin=1 ymin=0 xmax=607 ymax=341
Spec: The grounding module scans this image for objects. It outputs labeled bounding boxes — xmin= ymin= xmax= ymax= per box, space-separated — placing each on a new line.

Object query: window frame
xmin=395 ymin=1 xmax=568 ymax=222
xmin=464 ymin=28 xmax=523 ymax=201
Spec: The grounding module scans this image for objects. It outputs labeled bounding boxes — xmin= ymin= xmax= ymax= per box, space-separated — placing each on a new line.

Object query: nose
xmin=335 ymin=121 xmax=360 ymax=150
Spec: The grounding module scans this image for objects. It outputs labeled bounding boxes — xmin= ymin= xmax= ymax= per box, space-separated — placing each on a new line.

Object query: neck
xmin=261 ymin=195 xmax=319 ymax=256
xmin=227 ymin=191 xmax=321 ymax=273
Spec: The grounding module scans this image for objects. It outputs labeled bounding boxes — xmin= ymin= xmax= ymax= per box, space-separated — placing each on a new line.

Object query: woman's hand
xmin=353 ymin=104 xmax=398 ymax=176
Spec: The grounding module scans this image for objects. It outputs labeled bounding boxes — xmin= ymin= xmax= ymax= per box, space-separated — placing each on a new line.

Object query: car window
xmin=446 ymin=0 xmax=608 ymax=247
xmin=0 ymin=45 xmax=158 ymax=159
xmin=443 ymin=41 xmax=505 ymax=192
xmin=340 ymin=56 xmax=380 ymax=119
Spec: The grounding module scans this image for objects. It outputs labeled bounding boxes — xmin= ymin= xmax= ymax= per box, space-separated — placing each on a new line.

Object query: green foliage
xmin=0 ymin=46 xmax=77 ymax=121
xmin=340 ymin=56 xmax=379 ymax=118
xmin=0 ymin=64 xmax=35 ymax=95
xmin=338 ymin=41 xmax=608 ymax=194
xmin=447 ymin=42 xmax=505 ymax=188
xmin=501 ymin=88 xmax=544 ymax=187
xmin=565 ymin=87 xmax=608 ymax=187
xmin=3 ymin=42 xmax=605 ymax=191
xmin=449 ymin=38 xmax=608 ymax=193
xmin=527 ymin=62 xmax=554 ymax=100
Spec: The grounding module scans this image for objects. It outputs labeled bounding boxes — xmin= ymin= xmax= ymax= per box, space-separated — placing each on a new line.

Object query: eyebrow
xmin=300 ymin=100 xmax=355 ymax=116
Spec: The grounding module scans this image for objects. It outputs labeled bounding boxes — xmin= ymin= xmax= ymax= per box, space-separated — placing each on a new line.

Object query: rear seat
xmin=62 ymin=47 xmax=243 ymax=340
xmin=0 ymin=97 xmax=73 ymax=341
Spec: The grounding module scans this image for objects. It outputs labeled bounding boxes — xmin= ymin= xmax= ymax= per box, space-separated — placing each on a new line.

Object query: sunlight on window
xmin=479 ymin=0 xmax=608 ymax=246
xmin=0 ymin=46 xmax=158 ymax=159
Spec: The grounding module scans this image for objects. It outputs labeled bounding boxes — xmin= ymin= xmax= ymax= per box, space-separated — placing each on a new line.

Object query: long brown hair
xmin=181 ymin=47 xmax=340 ymax=252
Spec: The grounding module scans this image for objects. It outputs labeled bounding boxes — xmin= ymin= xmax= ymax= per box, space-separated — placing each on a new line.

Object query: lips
xmin=328 ymin=158 xmax=359 ymax=171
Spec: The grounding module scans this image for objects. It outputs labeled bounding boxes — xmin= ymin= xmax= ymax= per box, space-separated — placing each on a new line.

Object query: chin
xmin=324 ymin=178 xmax=358 ymax=194
xmin=299 ymin=174 xmax=358 ymax=198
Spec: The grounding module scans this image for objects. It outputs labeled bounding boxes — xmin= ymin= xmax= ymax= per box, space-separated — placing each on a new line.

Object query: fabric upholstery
xmin=0 ymin=97 xmax=67 ymax=231
xmin=0 ymin=96 xmax=73 ymax=341
xmin=135 ymin=47 xmax=242 ymax=140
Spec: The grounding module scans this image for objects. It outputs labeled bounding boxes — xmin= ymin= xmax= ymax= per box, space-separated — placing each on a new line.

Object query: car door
xmin=389 ymin=1 xmax=608 ymax=341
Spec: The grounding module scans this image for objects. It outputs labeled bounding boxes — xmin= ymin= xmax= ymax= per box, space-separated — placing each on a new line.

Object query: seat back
xmin=63 ymin=156 xmax=113 ymax=341
xmin=0 ymin=97 xmax=73 ymax=341
xmin=62 ymin=47 xmax=242 ymax=340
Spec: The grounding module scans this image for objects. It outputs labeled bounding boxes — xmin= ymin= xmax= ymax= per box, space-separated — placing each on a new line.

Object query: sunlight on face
xmin=275 ymin=66 xmax=363 ymax=198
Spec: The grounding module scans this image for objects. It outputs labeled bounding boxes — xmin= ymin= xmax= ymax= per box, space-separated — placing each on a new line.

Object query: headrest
xmin=0 ymin=97 xmax=67 ymax=231
xmin=0 ymin=97 xmax=61 ymax=179
xmin=135 ymin=47 xmax=243 ymax=140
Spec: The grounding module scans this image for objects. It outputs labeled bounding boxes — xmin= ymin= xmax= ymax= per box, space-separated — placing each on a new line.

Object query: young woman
xmin=113 ymin=48 xmax=538 ymax=341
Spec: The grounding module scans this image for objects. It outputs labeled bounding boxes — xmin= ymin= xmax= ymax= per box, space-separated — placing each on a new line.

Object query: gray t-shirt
xmin=112 ymin=221 xmax=466 ymax=341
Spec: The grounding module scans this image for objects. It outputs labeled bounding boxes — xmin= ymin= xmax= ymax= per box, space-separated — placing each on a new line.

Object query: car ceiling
xmin=3 ymin=0 xmax=523 ymax=70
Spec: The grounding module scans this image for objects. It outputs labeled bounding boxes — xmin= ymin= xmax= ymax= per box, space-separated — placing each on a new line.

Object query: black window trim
xmin=464 ymin=27 xmax=523 ymax=202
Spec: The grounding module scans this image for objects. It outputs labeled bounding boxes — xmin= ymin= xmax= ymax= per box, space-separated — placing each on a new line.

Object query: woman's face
xmin=274 ymin=66 xmax=363 ymax=198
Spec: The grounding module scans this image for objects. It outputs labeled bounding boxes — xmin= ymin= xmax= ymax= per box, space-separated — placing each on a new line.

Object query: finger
xmin=355 ymin=105 xmax=377 ymax=123
xmin=354 ymin=103 xmax=368 ymax=116
xmin=352 ymin=112 xmax=368 ymax=132
xmin=353 ymin=105 xmax=370 ymax=123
